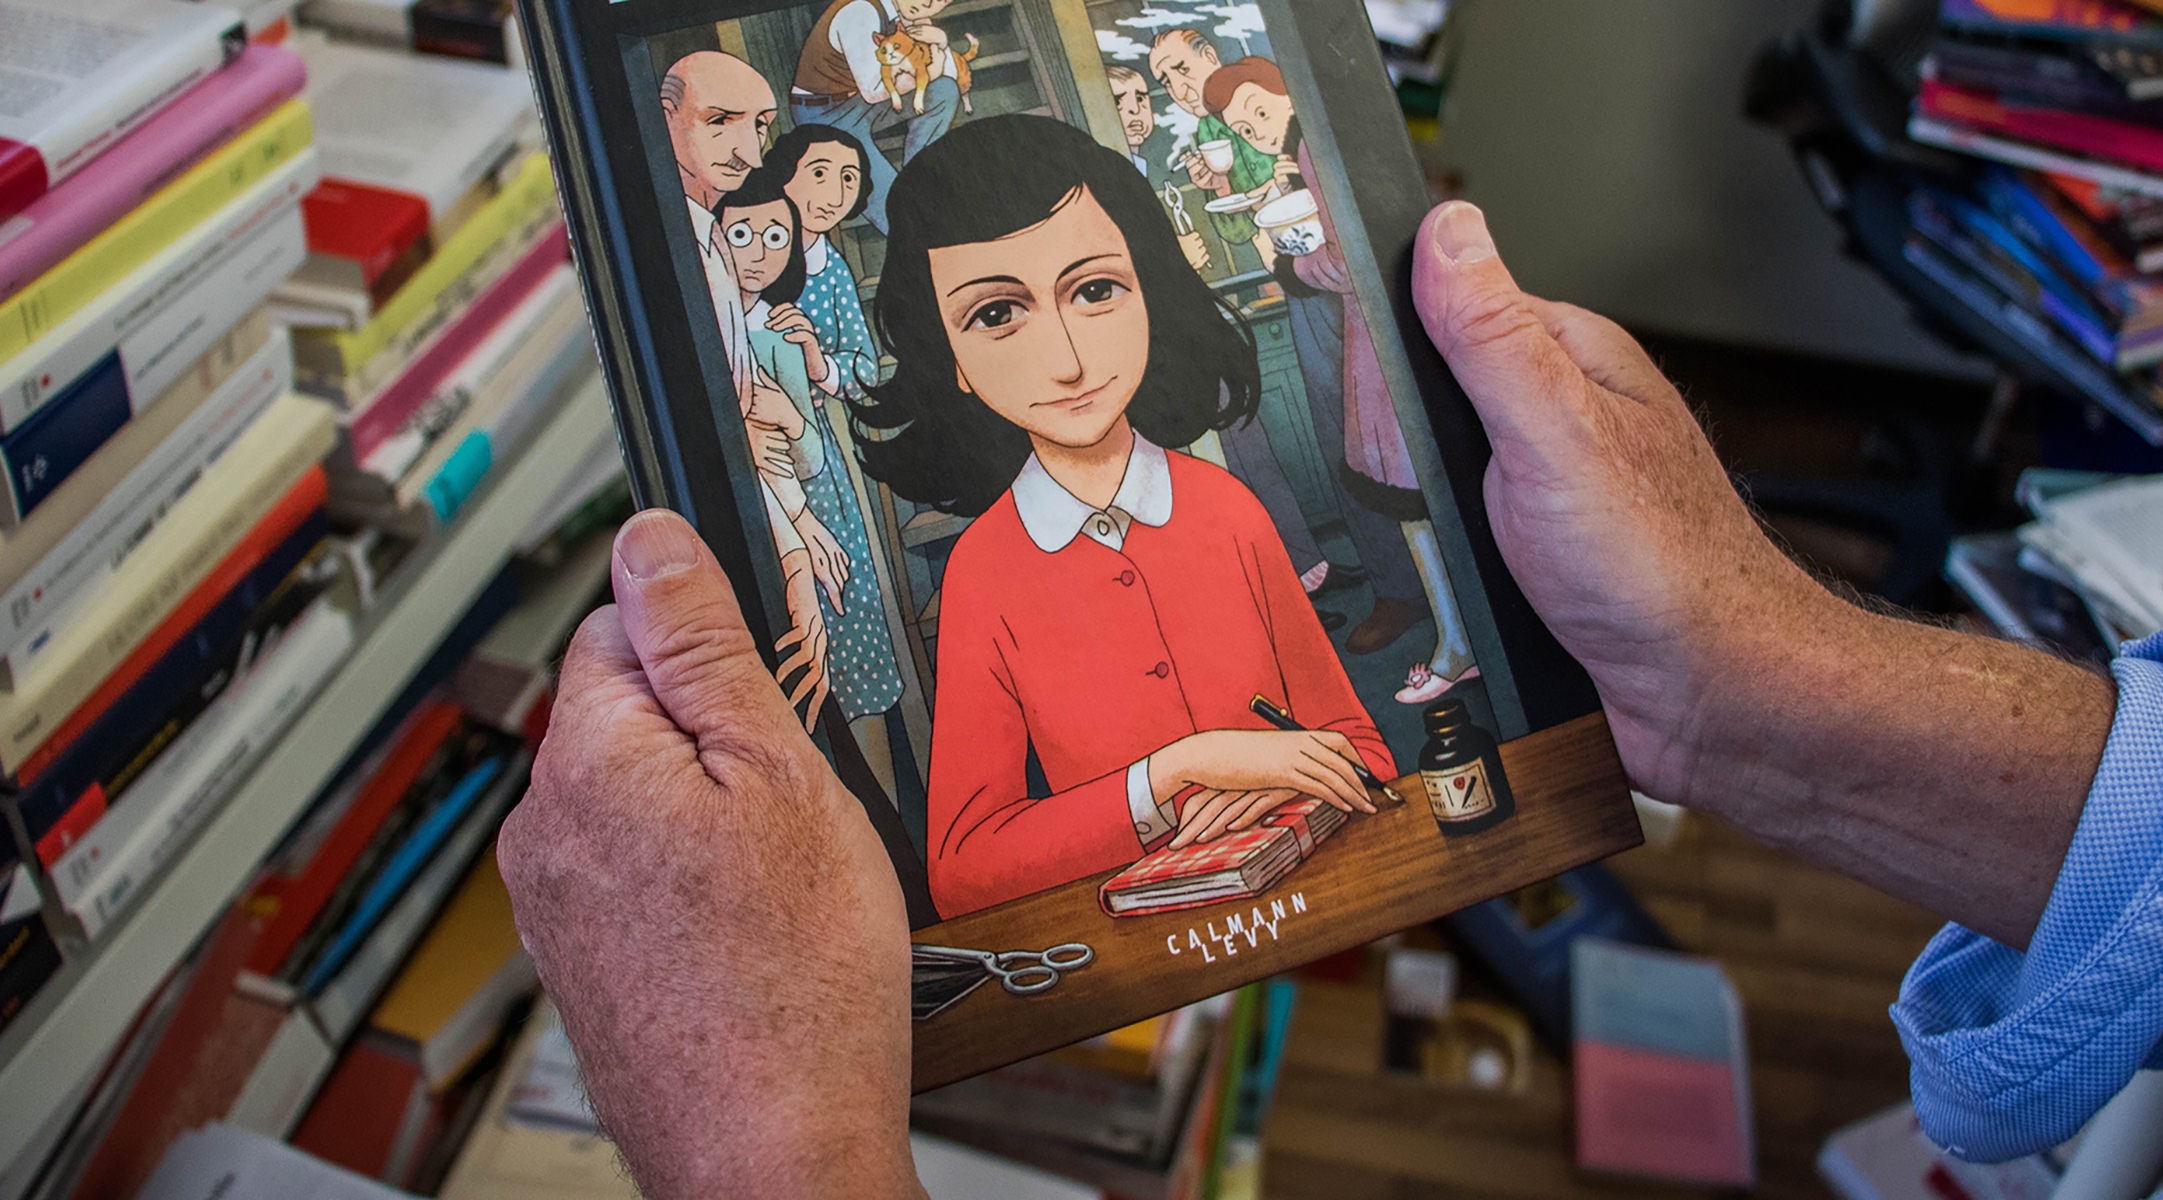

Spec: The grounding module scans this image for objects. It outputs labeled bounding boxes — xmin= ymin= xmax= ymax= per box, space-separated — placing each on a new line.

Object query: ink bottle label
xmin=1422 ymin=757 xmax=1498 ymax=823
xmin=1417 ymin=697 xmax=1515 ymax=837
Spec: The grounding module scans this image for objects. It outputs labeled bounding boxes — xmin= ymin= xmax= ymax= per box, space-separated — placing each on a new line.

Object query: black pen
xmin=1249 ymin=694 xmax=1401 ymax=802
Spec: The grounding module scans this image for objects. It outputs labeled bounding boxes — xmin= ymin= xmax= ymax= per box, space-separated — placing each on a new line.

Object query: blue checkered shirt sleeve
xmin=1891 ymin=631 xmax=2163 ymax=1162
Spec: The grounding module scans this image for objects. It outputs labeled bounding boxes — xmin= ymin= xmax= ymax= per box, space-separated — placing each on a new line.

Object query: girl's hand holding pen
xmin=1146 ymin=728 xmax=1379 ymax=821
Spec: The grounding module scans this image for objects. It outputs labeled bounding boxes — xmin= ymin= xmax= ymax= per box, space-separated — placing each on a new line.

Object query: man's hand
xmin=497 ymin=510 xmax=921 ymax=1198
xmin=791 ymin=507 xmax=850 ymax=612
xmin=746 ymin=419 xmax=795 ymax=479
xmin=1408 ymin=201 xmax=2115 ymax=947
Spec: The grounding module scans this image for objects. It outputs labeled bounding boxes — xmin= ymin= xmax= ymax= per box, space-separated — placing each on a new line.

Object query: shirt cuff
xmin=1892 ymin=631 xmax=2163 ymax=1162
xmin=1126 ymin=759 xmax=1175 ymax=846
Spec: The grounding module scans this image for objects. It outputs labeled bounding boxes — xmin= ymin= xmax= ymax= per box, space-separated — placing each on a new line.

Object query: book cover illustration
xmin=573 ymin=0 xmax=1639 ymax=1086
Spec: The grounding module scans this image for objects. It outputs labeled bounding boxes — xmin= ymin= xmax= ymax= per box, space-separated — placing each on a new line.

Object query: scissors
xmin=1162 ymin=182 xmax=1195 ymax=236
xmin=914 ymin=942 xmax=1095 ymax=996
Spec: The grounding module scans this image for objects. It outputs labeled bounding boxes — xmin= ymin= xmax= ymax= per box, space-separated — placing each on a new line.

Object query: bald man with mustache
xmin=661 ymin=50 xmax=841 ymax=722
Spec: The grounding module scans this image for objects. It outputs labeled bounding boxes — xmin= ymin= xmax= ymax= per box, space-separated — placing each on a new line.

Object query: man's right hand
xmin=1408 ymin=200 xmax=1829 ymax=809
xmin=1407 ymin=201 xmax=2116 ymax=949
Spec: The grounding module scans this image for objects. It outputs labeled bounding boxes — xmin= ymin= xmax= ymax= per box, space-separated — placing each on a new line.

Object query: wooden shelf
xmin=0 ymin=377 xmax=615 ymax=1174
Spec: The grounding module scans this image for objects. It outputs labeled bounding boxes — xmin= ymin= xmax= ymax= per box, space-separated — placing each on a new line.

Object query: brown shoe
xmin=1346 ymin=597 xmax=1423 ymax=655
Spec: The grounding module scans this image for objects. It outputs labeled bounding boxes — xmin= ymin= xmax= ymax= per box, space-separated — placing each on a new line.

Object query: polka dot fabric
xmin=1893 ymin=631 xmax=2163 ymax=1162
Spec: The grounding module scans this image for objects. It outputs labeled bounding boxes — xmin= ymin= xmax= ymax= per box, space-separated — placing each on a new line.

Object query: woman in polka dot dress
xmin=769 ymin=125 xmax=906 ymax=755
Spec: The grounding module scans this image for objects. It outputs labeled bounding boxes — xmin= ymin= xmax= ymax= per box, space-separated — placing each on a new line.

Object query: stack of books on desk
xmin=0 ymin=0 xmax=351 ymax=1031
xmin=1948 ymin=468 xmax=2163 ymax=654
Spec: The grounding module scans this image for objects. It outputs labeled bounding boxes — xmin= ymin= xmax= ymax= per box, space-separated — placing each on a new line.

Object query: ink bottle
xmin=1418 ymin=699 xmax=1514 ymax=837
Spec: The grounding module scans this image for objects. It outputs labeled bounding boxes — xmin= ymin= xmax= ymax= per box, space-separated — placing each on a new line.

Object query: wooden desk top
xmin=911 ymin=712 xmax=1642 ymax=1089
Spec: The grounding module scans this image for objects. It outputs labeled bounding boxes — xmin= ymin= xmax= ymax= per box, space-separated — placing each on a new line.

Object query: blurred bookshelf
xmin=0 ymin=380 xmax=609 ymax=1176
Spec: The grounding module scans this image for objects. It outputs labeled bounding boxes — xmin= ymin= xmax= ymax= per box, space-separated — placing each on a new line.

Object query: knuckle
xmin=1448 ymin=285 xmax=1546 ymax=356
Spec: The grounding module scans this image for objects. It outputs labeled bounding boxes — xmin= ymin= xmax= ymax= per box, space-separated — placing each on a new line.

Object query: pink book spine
xmin=1921 ymin=80 xmax=2163 ymax=175
xmin=345 ymin=227 xmax=571 ymax=464
xmin=0 ymin=46 xmax=307 ymax=303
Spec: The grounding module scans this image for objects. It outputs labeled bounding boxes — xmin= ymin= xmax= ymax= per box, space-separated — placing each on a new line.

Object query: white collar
xmin=804 ymin=233 xmax=831 ymax=275
xmin=744 ymin=297 xmax=771 ymax=324
xmin=686 ymin=194 xmax=715 ymax=247
xmin=1011 ymin=432 xmax=1172 ymax=554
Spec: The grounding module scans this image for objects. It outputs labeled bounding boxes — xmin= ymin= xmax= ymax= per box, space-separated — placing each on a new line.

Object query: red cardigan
xmin=926 ymin=450 xmax=1397 ymax=919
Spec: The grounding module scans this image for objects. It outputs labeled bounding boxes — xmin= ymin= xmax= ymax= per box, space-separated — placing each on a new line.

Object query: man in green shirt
xmin=1149 ymin=28 xmax=1273 ymax=246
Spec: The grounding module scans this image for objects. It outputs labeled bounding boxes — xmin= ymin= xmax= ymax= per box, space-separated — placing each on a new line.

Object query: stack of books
xmin=0 ymin=0 xmax=348 ymax=1032
xmin=1901 ymin=0 xmax=2163 ymax=437
xmin=270 ymin=32 xmax=592 ymax=540
xmin=1946 ymin=468 xmax=2162 ymax=653
xmin=22 ymin=499 xmax=626 ymax=1200
xmin=911 ymin=984 xmax=1294 ymax=1200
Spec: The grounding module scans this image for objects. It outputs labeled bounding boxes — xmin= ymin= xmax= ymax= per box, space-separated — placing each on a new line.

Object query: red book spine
xmin=0 ymin=139 xmax=48 ymax=221
xmin=238 ymin=700 xmax=463 ymax=978
xmin=301 ymin=179 xmax=432 ymax=288
xmin=1920 ymin=80 xmax=2163 ymax=174
xmin=15 ymin=466 xmax=329 ymax=783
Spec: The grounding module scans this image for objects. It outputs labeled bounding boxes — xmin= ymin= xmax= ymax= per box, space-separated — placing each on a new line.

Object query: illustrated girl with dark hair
xmin=719 ymin=161 xmax=907 ymax=769
xmin=850 ymin=114 xmax=1393 ymax=920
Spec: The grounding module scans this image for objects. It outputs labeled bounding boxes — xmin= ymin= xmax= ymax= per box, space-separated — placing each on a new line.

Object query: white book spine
xmin=0 ymin=1 xmax=243 ymax=185
xmin=0 ymin=149 xmax=319 ymax=433
xmin=52 ymin=599 xmax=354 ymax=940
xmin=0 ymin=327 xmax=293 ymax=663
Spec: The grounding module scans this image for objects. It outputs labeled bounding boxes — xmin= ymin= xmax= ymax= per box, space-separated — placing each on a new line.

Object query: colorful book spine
xmin=1911 ymin=114 xmax=2163 ymax=200
xmin=0 ymin=393 xmax=338 ymax=777
xmin=290 ymin=153 xmax=558 ymax=386
xmin=0 ymin=152 xmax=314 ymax=433
xmin=237 ymin=701 xmax=466 ymax=980
xmin=298 ymin=754 xmax=508 ymax=996
xmin=344 ymin=225 xmax=570 ymax=465
xmin=0 ymin=45 xmax=305 ymax=302
xmin=1938 ymin=0 xmax=2163 ymax=48
xmin=0 ymin=326 xmax=294 ymax=676
xmin=53 ymin=598 xmax=356 ymax=941
xmin=1920 ymin=80 xmax=2163 ymax=176
xmin=19 ymin=517 xmax=328 ymax=864
xmin=0 ymin=0 xmax=245 ymax=218
xmin=0 ymin=98 xmax=313 ymax=364
xmin=18 ymin=461 xmax=328 ymax=789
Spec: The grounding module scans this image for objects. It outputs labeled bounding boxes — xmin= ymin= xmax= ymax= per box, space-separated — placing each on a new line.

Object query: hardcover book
xmin=514 ymin=0 xmax=1640 ymax=1086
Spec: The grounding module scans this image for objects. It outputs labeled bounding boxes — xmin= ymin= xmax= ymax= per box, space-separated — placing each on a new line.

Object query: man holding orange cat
xmin=790 ymin=0 xmax=961 ymax=233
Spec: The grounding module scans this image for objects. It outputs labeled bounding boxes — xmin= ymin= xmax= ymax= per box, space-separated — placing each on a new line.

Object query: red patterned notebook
xmin=1099 ymin=798 xmax=1350 ymax=917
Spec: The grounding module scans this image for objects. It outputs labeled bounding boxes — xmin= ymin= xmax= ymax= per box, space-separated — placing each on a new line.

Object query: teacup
xmin=1198 ymin=139 xmax=1236 ymax=175
xmin=1255 ymin=188 xmax=1325 ymax=256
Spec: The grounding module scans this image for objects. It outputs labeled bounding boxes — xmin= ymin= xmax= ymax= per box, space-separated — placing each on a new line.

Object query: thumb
xmin=1410 ymin=201 xmax=1591 ymax=452
xmin=610 ymin=508 xmax=801 ymax=747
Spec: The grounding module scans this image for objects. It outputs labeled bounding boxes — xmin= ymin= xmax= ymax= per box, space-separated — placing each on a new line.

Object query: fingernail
xmin=617 ymin=509 xmax=703 ymax=582
xmin=1432 ymin=201 xmax=1494 ymax=265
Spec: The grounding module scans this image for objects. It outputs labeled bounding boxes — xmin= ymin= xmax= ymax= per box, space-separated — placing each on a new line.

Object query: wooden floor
xmin=1259 ymin=815 xmax=1947 ymax=1199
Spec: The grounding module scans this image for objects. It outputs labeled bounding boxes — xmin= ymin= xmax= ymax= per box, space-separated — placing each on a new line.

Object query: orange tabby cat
xmin=874 ymin=27 xmax=981 ymax=115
